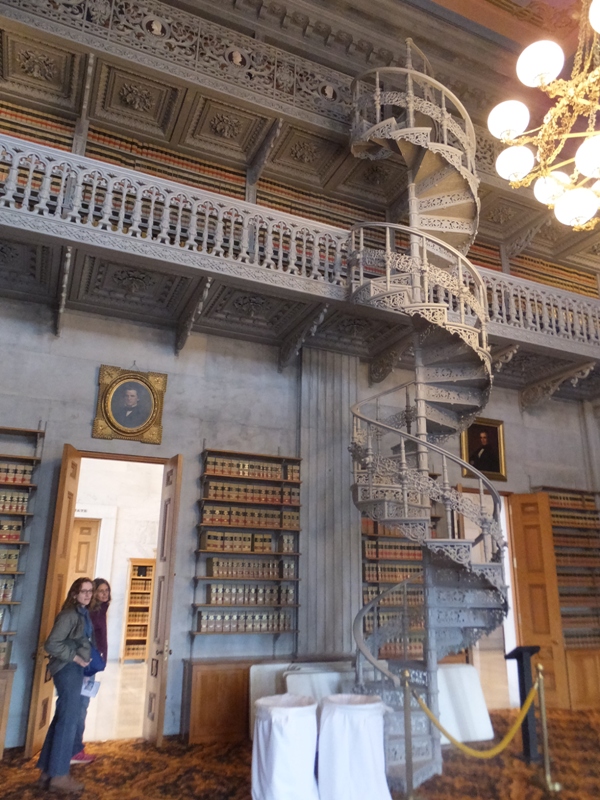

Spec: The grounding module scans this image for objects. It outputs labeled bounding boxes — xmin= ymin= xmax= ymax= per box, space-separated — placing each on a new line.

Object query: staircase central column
xmin=412 ymin=333 xmax=429 ymax=478
xmin=407 ymin=170 xmax=422 ymax=305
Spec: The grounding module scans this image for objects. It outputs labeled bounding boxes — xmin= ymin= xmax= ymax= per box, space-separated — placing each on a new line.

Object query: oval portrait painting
xmin=109 ymin=379 xmax=154 ymax=431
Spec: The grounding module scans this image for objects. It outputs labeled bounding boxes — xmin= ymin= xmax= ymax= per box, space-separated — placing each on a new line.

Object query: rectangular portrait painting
xmin=92 ymin=365 xmax=167 ymax=445
xmin=460 ymin=417 xmax=507 ymax=482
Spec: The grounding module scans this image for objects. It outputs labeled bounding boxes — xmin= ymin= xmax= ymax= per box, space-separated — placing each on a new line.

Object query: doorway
xmin=26 ymin=446 xmax=182 ymax=758
xmin=74 ymin=457 xmax=164 ymax=741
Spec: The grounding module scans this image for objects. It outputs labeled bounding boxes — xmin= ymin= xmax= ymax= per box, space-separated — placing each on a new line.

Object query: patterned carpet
xmin=0 ymin=710 xmax=598 ymax=800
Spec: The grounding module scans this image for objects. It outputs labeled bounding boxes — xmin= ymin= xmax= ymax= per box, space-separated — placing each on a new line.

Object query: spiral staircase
xmin=347 ymin=42 xmax=509 ymax=792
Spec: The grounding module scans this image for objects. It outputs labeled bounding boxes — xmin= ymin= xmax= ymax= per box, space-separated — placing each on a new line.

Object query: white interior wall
xmin=75 ymin=458 xmax=164 ymax=661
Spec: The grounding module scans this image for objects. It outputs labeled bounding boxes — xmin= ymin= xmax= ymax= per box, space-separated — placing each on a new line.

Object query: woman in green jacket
xmin=37 ymin=577 xmax=94 ymax=795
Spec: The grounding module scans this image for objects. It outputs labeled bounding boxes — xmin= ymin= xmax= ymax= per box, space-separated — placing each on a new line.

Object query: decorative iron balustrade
xmin=0 ymin=0 xmax=354 ymax=127
xmin=0 ymin=133 xmax=599 ymax=352
xmin=0 ymin=134 xmax=348 ymax=285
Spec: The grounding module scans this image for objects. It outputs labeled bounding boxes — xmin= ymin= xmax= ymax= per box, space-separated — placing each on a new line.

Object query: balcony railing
xmin=0 ymin=133 xmax=599 ymax=354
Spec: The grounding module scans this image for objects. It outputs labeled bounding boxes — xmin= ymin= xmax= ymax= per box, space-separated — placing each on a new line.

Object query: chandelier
xmin=487 ymin=0 xmax=600 ymax=230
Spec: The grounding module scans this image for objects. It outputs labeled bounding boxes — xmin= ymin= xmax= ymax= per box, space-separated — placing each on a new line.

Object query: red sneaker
xmin=70 ymin=750 xmax=96 ymax=765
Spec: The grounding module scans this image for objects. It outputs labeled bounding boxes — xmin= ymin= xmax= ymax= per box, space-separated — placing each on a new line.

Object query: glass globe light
xmin=590 ymin=0 xmax=600 ymax=34
xmin=533 ymin=171 xmax=570 ymax=205
xmin=516 ymin=40 xmax=564 ymax=87
xmin=575 ymin=135 xmax=600 ymax=178
xmin=554 ymin=187 xmax=599 ymax=226
xmin=496 ymin=146 xmax=535 ymax=181
xmin=487 ymin=101 xmax=530 ymax=140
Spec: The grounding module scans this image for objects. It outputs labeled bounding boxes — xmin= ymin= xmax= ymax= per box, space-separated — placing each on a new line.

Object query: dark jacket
xmin=90 ymin=601 xmax=109 ymax=663
xmin=44 ymin=606 xmax=92 ymax=676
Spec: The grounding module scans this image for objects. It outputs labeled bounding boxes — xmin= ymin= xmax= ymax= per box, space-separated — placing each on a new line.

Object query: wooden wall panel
xmin=298 ymin=349 xmax=361 ymax=656
xmin=566 ymin=650 xmax=600 ymax=709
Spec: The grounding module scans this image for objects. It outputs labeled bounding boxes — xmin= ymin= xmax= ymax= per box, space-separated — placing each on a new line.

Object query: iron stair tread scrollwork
xmin=348 ymin=42 xmax=507 ymax=793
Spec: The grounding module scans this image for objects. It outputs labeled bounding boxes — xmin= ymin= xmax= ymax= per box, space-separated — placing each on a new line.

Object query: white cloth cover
xmin=249 ymin=663 xmax=291 ymax=739
xmin=251 ymin=693 xmax=319 ymax=800
xmin=317 ymin=694 xmax=392 ymax=800
xmin=437 ymin=664 xmax=494 ymax=745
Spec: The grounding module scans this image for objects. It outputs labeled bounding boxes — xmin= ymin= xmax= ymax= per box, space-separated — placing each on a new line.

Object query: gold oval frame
xmin=104 ymin=375 xmax=158 ymax=435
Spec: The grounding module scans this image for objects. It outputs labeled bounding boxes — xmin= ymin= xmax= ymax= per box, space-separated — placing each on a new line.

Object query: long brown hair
xmin=90 ymin=578 xmax=112 ymax=612
xmin=61 ymin=577 xmax=93 ymax=611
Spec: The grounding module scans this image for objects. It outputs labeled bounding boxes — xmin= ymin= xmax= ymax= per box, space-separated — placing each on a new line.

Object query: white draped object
xmin=437 ymin=664 xmax=494 ymax=745
xmin=251 ymin=693 xmax=319 ymax=800
xmin=317 ymin=694 xmax=392 ymax=800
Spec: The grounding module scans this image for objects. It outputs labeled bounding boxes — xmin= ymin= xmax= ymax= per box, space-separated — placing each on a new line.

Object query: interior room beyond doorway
xmin=73 ymin=457 xmax=164 ymax=742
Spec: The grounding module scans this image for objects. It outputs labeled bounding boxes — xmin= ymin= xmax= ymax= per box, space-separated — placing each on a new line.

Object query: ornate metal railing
xmin=351 ymin=64 xmax=478 ymax=176
xmin=0 ymin=133 xmax=599 ymax=352
xmin=349 ymin=222 xmax=489 ymax=350
xmin=0 ymin=134 xmax=348 ymax=284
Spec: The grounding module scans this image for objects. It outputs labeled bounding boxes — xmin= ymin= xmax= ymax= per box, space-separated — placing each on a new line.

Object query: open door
xmin=143 ymin=454 xmax=182 ymax=745
xmin=508 ymin=493 xmax=570 ymax=708
xmin=25 ymin=444 xmax=83 ymax=757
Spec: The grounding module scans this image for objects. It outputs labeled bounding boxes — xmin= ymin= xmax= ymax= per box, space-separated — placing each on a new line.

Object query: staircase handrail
xmin=351 ymin=381 xmax=502 ymax=530
xmin=353 ymin=579 xmax=414 ymax=688
xmin=351 ymin=66 xmax=477 ymax=172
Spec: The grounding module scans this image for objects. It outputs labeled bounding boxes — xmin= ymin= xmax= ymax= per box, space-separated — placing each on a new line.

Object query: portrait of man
xmin=93 ymin=365 xmax=167 ymax=444
xmin=461 ymin=418 xmax=506 ymax=481
xmin=110 ymin=380 xmax=153 ymax=429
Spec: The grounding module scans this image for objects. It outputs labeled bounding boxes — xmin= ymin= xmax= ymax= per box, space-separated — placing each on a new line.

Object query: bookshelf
xmin=361 ymin=516 xmax=425 ymax=661
xmin=193 ymin=449 xmax=301 ymax=646
xmin=122 ymin=559 xmax=155 ymax=661
xmin=0 ymin=424 xmax=45 ymax=759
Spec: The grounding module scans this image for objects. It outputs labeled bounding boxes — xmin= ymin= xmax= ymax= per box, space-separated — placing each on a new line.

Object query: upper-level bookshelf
xmin=193 ymin=449 xmax=301 ymax=643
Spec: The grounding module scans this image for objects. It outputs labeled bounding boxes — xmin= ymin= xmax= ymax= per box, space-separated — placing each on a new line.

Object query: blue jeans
xmin=72 ymin=694 xmax=90 ymax=756
xmin=37 ymin=661 xmax=84 ymax=777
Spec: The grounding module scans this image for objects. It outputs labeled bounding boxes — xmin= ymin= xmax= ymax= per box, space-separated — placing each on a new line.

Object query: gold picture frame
xmin=460 ymin=417 xmax=507 ymax=482
xmin=92 ymin=365 xmax=167 ymax=445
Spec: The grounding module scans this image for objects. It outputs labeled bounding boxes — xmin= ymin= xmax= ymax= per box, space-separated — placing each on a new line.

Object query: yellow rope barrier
xmin=412 ymin=679 xmax=539 ymax=760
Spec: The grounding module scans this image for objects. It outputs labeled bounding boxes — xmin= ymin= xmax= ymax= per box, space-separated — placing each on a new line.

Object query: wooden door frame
xmin=27 ymin=447 xmax=180 ymax=756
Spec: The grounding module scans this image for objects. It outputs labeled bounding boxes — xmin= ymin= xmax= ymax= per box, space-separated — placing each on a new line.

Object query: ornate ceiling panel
xmin=312 ymin=311 xmax=402 ymax=356
xmin=178 ymin=95 xmax=272 ymax=165
xmin=91 ymin=62 xmax=186 ymax=140
xmin=68 ymin=255 xmax=194 ymax=324
xmin=0 ymin=30 xmax=83 ymax=111
xmin=0 ymin=238 xmax=59 ymax=300
xmin=194 ymin=284 xmax=312 ymax=341
xmin=267 ymin=126 xmax=347 ymax=187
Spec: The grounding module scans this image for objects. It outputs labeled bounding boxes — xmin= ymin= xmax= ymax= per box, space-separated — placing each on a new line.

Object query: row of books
xmin=548 ymin=491 xmax=597 ymax=510
xmin=199 ymin=530 xmax=295 ymax=553
xmin=363 ymin=540 xmax=423 ymax=561
xmin=0 ymin=550 xmax=19 ymax=572
xmin=361 ymin=518 xmax=418 ymax=538
xmin=363 ymin=563 xmax=423 ymax=583
xmin=205 ymin=557 xmax=295 ymax=579
xmin=0 ymin=577 xmax=15 ymax=601
xmin=551 ymin=509 xmax=600 ymax=529
xmin=0 ymin=523 xmax=21 ymax=542
xmin=205 ymin=457 xmax=284 ymax=481
xmin=203 ymin=481 xmax=300 ymax=506
xmin=202 ymin=505 xmax=300 ymax=529
xmin=555 ymin=552 xmax=600 ymax=568
xmin=206 ymin=583 xmax=296 ymax=606
xmin=553 ymin=532 xmax=600 ymax=548
xmin=363 ymin=586 xmax=424 ymax=607
xmin=363 ymin=611 xmax=425 ymax=634
xmin=0 ymin=640 xmax=11 ymax=668
xmin=0 ymin=491 xmax=29 ymax=513
xmin=0 ymin=463 xmax=34 ymax=484
xmin=130 ymin=578 xmax=152 ymax=592
xmin=378 ymin=639 xmax=424 ymax=660
xmin=197 ymin=610 xmax=293 ymax=633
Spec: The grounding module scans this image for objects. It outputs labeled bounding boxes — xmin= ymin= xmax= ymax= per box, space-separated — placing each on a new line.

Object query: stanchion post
xmin=536 ymin=664 xmax=561 ymax=794
xmin=505 ymin=645 xmax=541 ymax=763
xmin=403 ymin=669 xmax=414 ymax=800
